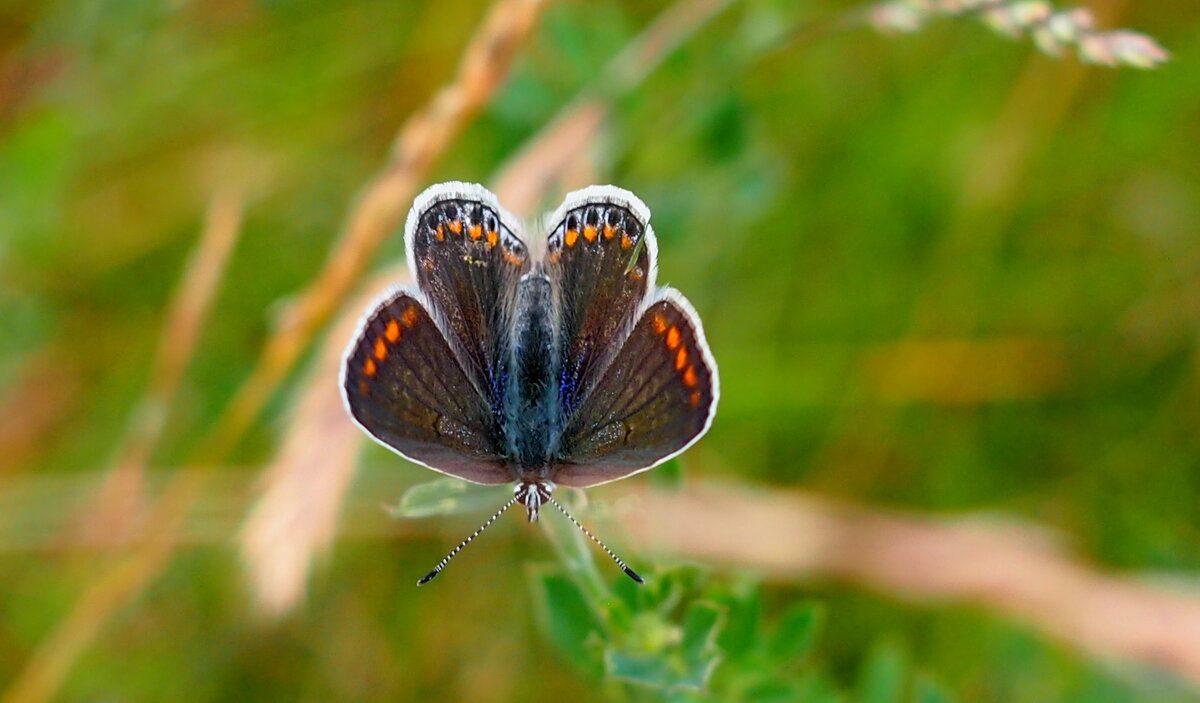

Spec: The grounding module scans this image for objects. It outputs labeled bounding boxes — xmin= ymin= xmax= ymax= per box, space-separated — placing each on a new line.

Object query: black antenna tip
xmin=624 ymin=567 xmax=645 ymax=584
xmin=417 ymin=569 xmax=440 ymax=587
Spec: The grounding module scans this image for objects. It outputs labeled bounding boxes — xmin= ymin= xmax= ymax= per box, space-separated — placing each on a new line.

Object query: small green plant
xmin=398 ymin=479 xmax=956 ymax=702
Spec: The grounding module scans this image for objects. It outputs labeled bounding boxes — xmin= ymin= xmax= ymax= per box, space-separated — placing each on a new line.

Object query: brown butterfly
xmin=341 ymin=183 xmax=718 ymax=585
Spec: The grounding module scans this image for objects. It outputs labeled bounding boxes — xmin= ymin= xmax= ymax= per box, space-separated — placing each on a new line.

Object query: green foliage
xmin=521 ymin=495 xmax=964 ymax=703
xmin=1 ymin=0 xmax=1196 ymax=701
xmin=391 ymin=477 xmax=510 ymax=519
xmin=499 ymin=483 xmax=912 ymax=702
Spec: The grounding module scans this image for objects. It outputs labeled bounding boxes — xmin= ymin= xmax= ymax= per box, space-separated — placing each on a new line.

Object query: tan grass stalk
xmin=197 ymin=0 xmax=549 ymax=463
xmin=13 ymin=466 xmax=1200 ymax=686
xmin=239 ymin=271 xmax=405 ymax=617
xmin=2 ymin=473 xmax=204 ymax=703
xmin=627 ymin=483 xmax=1200 ymax=686
xmin=2 ymin=192 xmax=243 ymax=703
xmin=71 ymin=190 xmax=243 ymax=547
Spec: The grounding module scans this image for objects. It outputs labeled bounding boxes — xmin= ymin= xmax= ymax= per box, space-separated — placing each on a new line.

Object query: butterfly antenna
xmin=547 ymin=496 xmax=644 ymax=584
xmin=417 ymin=495 xmax=519 ymax=586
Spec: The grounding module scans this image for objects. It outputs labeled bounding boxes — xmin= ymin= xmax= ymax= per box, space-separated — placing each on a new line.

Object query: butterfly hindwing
xmin=341 ymin=288 xmax=511 ymax=484
xmin=553 ymin=290 xmax=718 ymax=487
xmin=544 ymin=186 xmax=656 ymax=419
xmin=406 ymin=182 xmax=531 ymax=421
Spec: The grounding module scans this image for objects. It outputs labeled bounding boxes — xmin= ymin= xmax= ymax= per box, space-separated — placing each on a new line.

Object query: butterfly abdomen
xmin=505 ymin=272 xmax=561 ymax=471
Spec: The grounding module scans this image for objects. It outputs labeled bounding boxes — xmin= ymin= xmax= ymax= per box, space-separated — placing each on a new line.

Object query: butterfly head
xmin=515 ymin=479 xmax=554 ymax=522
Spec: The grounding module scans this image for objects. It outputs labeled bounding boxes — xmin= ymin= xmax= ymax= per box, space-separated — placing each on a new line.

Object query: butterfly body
xmin=342 ymin=183 xmax=718 ymax=526
xmin=506 ymin=271 xmax=559 ymax=473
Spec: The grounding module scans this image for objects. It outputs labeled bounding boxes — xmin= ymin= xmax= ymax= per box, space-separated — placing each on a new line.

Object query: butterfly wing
xmin=553 ymin=290 xmax=718 ymax=487
xmin=543 ymin=185 xmax=656 ymax=418
xmin=406 ymin=182 xmax=531 ymax=422
xmin=341 ymin=287 xmax=511 ymax=484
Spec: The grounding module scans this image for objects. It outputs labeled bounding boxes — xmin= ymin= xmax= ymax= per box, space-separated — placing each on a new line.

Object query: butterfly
xmin=340 ymin=182 xmax=718 ymax=585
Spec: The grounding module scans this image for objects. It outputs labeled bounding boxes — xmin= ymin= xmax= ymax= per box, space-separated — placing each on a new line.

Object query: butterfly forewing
xmin=544 ymin=187 xmax=656 ymax=419
xmin=341 ymin=289 xmax=511 ymax=484
xmin=407 ymin=183 xmax=531 ymax=421
xmin=553 ymin=291 xmax=718 ymax=487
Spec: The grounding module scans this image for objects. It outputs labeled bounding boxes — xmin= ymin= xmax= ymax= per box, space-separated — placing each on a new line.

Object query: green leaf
xmin=537 ymin=489 xmax=611 ymax=603
xmin=768 ymin=601 xmax=825 ymax=663
xmin=529 ymin=569 xmax=606 ymax=677
xmin=673 ymin=651 xmax=722 ymax=692
xmin=715 ymin=582 xmax=761 ymax=659
xmin=680 ymin=601 xmax=723 ymax=662
xmin=389 ymin=478 xmax=508 ymax=519
xmin=858 ymin=639 xmax=909 ymax=703
xmin=606 ymin=649 xmax=676 ymax=688
xmin=604 ymin=647 xmax=720 ymax=693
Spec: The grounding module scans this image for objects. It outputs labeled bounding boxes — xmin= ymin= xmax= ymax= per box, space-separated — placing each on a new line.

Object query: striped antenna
xmin=417 ymin=495 xmax=519 ymax=586
xmin=547 ymin=496 xmax=644 ymax=584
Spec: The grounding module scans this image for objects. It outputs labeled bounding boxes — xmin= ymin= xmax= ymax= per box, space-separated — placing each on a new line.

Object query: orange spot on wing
xmin=675 ymin=346 xmax=688 ymax=370
xmin=620 ymin=233 xmax=633 ymax=250
xmin=401 ymin=307 xmax=419 ymax=328
xmin=565 ymin=228 xmax=579 ymax=247
xmin=603 ymin=225 xmax=615 ymax=239
xmin=666 ymin=326 xmax=681 ymax=350
xmin=435 ymin=224 xmax=445 ymax=241
xmin=364 ymin=358 xmax=377 ymax=377
xmin=359 ymin=380 xmax=370 ymax=395
xmin=682 ymin=365 xmax=698 ymax=387
xmin=486 ymin=230 xmax=498 ymax=247
xmin=469 ymin=223 xmax=482 ymax=241
xmin=583 ymin=225 xmax=597 ymax=242
xmin=448 ymin=220 xmax=462 ymax=235
xmin=548 ymin=250 xmax=562 ymax=263
xmin=386 ymin=320 xmax=400 ymax=342
xmin=629 ymin=266 xmax=643 ymax=281
xmin=503 ymin=250 xmax=524 ymax=266
xmin=652 ymin=314 xmax=667 ymax=334
xmin=689 ymin=391 xmax=701 ymax=408
xmin=374 ymin=338 xmax=387 ymax=361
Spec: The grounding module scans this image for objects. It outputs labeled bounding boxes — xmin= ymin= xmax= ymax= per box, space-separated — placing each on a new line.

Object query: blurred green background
xmin=1 ymin=0 xmax=1198 ymax=701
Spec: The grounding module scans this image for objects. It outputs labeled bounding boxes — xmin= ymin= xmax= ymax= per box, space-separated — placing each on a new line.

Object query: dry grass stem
xmin=598 ymin=0 xmax=737 ymax=94
xmin=239 ymin=270 xmax=407 ymax=617
xmin=493 ymin=0 xmax=736 ymax=214
xmin=2 ymin=473 xmax=204 ymax=703
xmin=3 ymin=192 xmax=242 ymax=703
xmin=490 ymin=101 xmax=607 ymax=218
xmin=73 ymin=190 xmax=243 ymax=546
xmin=630 ymin=483 xmax=1200 ymax=688
xmin=198 ymin=0 xmax=549 ymax=463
